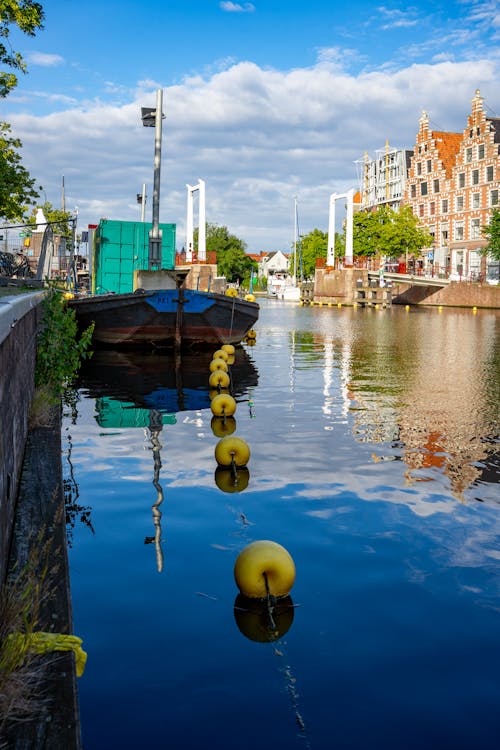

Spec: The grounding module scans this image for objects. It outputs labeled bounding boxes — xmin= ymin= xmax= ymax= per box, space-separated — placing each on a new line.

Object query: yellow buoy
xmin=221 ymin=344 xmax=235 ymax=356
xmin=472 ymin=306 xmax=477 ymax=313
xmin=226 ymin=354 xmax=235 ymax=366
xmin=209 ymin=370 xmax=230 ymax=389
xmin=234 ymin=540 xmax=296 ymax=599
xmin=213 ymin=349 xmax=229 ymax=361
xmin=337 ymin=302 xmax=342 ymax=308
xmin=405 ymin=305 xmax=410 ymax=311
xmin=210 ymin=393 xmax=237 ymax=417
xmin=438 ymin=305 xmax=443 ymax=312
xmin=246 ymin=329 xmax=257 ymax=340
xmin=226 ymin=287 xmax=238 ymax=297
xmin=211 ymin=415 xmax=237 ymax=438
xmin=209 ymin=358 xmax=228 ymax=373
xmin=245 ymin=293 xmax=256 ymax=302
xmin=209 ymin=387 xmax=229 ymax=401
xmin=215 ymin=436 xmax=250 ymax=467
xmin=215 ymin=467 xmax=249 ymax=494
xmin=246 ymin=339 xmax=256 ymax=346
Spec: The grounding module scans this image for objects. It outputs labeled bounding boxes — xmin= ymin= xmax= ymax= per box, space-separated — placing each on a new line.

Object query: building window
xmin=421 ymin=182 xmax=428 ymax=196
xmin=442 ymin=199 xmax=448 ymax=213
xmin=455 ymin=223 xmax=464 ymax=240
xmin=472 ymin=192 xmax=480 ymax=209
xmin=471 ymin=218 xmax=481 ymax=239
xmin=458 ymin=172 xmax=465 ymax=188
xmin=456 ymin=196 xmax=464 ymax=211
xmin=427 ymin=159 xmax=432 ymax=173
xmin=487 ymin=165 xmax=494 ymax=182
xmin=410 ymin=184 xmax=416 ymax=198
xmin=441 ymin=230 xmax=448 ymax=242
xmin=433 ymin=179 xmax=440 ymax=193
xmin=478 ymin=144 xmax=485 ymax=159
xmin=430 ymin=202 xmax=435 ymax=215
xmin=491 ymin=190 xmax=499 ymax=206
xmin=466 ymin=148 xmax=472 ymax=162
xmin=472 ymin=169 xmax=479 ymax=185
xmin=417 ymin=162 xmax=422 ymax=175
xmin=419 ymin=204 xmax=424 ymax=217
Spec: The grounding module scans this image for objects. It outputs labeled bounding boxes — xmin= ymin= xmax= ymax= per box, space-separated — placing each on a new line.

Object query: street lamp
xmin=141 ymin=90 xmax=165 ymax=269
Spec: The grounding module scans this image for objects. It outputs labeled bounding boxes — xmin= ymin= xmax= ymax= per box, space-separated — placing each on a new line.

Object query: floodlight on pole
xmin=141 ymin=90 xmax=165 ymax=269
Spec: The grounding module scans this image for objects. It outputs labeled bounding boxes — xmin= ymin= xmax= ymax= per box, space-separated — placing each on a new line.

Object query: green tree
xmin=298 ymin=228 xmax=328 ymax=278
xmin=482 ymin=208 xmax=500 ymax=261
xmin=195 ymin=223 xmax=256 ymax=284
xmin=351 ymin=205 xmax=432 ymax=260
xmin=1 ymin=0 xmax=44 ymax=97
xmin=0 ymin=122 xmax=40 ymax=220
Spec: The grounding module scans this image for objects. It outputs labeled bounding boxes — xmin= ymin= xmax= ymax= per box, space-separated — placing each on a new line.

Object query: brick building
xmin=405 ymin=90 xmax=500 ymax=280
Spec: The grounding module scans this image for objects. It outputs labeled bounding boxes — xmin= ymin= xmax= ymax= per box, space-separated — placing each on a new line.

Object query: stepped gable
xmin=430 ymin=131 xmax=462 ymax=178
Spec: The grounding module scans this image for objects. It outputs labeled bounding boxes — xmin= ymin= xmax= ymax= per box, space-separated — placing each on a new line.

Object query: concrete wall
xmin=313 ymin=268 xmax=368 ymax=303
xmin=0 ymin=292 xmax=44 ymax=583
xmin=313 ymin=268 xmax=500 ymax=308
xmin=391 ymin=280 xmax=500 ymax=308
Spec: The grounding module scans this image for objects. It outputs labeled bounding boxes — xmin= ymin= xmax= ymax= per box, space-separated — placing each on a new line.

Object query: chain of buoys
xmin=208 ymin=347 xmax=250 ymax=495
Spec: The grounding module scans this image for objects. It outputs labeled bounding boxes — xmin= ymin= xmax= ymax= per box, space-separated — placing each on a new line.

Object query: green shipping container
xmin=92 ymin=219 xmax=176 ymax=295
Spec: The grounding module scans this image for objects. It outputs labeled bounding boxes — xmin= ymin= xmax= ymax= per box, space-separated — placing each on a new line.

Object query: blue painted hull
xmin=69 ymin=288 xmax=259 ymax=348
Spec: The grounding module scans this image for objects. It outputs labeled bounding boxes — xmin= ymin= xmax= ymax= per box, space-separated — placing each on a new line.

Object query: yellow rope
xmin=4 ymin=632 xmax=87 ymax=677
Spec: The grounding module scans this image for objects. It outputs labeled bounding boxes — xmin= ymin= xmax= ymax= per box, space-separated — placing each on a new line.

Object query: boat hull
xmin=68 ymin=288 xmax=259 ymax=349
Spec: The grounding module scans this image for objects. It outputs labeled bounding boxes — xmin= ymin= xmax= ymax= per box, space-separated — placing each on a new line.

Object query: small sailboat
xmin=282 ymin=197 xmax=302 ymax=302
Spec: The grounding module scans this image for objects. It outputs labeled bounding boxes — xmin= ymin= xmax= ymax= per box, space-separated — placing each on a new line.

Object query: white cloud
xmin=220 ymin=1 xmax=256 ymax=12
xmin=8 ymin=58 xmax=499 ymax=252
xmin=27 ymin=52 xmax=64 ymax=67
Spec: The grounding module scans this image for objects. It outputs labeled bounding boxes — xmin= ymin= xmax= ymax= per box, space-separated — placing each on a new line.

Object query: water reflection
xmin=234 ymin=594 xmax=295 ymax=642
xmin=75 ymin=348 xmax=259 ymax=569
xmin=288 ymin=310 xmax=499 ymax=504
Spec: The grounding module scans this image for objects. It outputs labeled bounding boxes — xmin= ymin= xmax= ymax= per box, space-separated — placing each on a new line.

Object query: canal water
xmin=64 ymin=300 xmax=500 ymax=750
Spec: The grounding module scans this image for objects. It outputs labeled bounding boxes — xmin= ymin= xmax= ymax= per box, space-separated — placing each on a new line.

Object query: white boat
xmin=281 ymin=284 xmax=301 ymax=301
xmin=281 ymin=197 xmax=303 ymax=302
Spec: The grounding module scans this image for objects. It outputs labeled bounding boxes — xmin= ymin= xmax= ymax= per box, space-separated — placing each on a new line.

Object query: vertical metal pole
xmin=327 ymin=194 xmax=336 ymax=266
xmin=198 ymin=179 xmax=206 ymax=261
xmin=149 ymin=88 xmax=163 ymax=269
xmin=186 ymin=184 xmax=194 ymax=262
xmin=141 ymin=183 xmax=146 ymax=222
xmin=345 ymin=189 xmax=354 ymax=267
xmin=293 ymin=196 xmax=297 ymax=285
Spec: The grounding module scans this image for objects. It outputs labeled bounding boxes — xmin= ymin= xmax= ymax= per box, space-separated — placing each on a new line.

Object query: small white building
xmin=258 ymin=250 xmax=291 ymax=295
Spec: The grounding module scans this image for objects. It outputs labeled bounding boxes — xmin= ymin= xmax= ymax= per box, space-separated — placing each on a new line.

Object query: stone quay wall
xmin=0 ymin=292 xmax=44 ymax=583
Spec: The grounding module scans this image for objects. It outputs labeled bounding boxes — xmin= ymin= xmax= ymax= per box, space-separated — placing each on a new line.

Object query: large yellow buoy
xmin=210 ymin=393 xmax=237 ymax=417
xmin=211 ymin=415 xmax=237 ymax=438
xmin=234 ymin=540 xmax=296 ymax=599
xmin=245 ymin=293 xmax=256 ymax=302
xmin=221 ymin=344 xmax=235 ymax=356
xmin=209 ymin=387 xmax=229 ymax=401
xmin=215 ymin=436 xmax=250 ymax=467
xmin=209 ymin=357 xmax=228 ymax=373
xmin=226 ymin=287 xmax=238 ymax=297
xmin=246 ymin=329 xmax=257 ymax=340
xmin=213 ymin=349 xmax=229 ymax=361
xmin=209 ymin=370 xmax=230 ymax=389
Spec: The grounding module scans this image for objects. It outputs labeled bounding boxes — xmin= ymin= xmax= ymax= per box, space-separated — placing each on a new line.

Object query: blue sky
xmin=4 ymin=0 xmax=500 ymax=251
